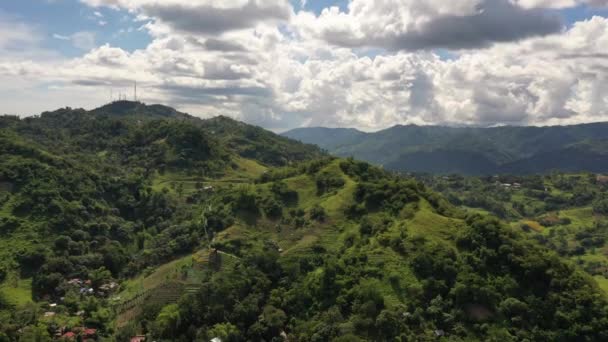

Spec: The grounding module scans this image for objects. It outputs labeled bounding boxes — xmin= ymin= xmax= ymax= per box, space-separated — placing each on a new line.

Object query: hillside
xmin=0 ymin=103 xmax=608 ymax=341
xmin=283 ymin=123 xmax=608 ymax=175
xmin=418 ymin=173 xmax=608 ymax=293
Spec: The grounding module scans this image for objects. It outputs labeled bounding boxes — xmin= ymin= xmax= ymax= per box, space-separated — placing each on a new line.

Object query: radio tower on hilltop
xmin=134 ymin=81 xmax=137 ymax=102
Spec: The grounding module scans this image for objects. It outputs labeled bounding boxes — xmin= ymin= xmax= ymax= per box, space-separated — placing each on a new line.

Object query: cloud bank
xmin=1 ymin=0 xmax=608 ymax=131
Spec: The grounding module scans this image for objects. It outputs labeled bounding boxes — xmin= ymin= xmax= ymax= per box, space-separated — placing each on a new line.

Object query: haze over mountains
xmin=283 ymin=123 xmax=608 ymax=175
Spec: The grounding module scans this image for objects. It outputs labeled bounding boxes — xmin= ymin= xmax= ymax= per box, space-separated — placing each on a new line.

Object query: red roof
xmin=62 ymin=332 xmax=76 ymax=340
xmin=130 ymin=336 xmax=146 ymax=342
xmin=84 ymin=328 xmax=97 ymax=336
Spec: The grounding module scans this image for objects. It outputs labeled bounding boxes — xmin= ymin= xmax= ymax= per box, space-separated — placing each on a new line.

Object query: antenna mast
xmin=134 ymin=81 xmax=137 ymax=102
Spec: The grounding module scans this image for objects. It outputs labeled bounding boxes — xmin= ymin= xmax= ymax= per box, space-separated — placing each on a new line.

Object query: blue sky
xmin=1 ymin=0 xmax=149 ymax=56
xmin=2 ymin=0 xmax=603 ymax=58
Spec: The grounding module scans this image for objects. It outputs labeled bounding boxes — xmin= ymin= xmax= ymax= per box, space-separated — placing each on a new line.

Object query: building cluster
xmin=498 ymin=182 xmax=522 ymax=189
xmin=66 ymin=278 xmax=118 ymax=297
xmin=56 ymin=327 xmax=97 ymax=341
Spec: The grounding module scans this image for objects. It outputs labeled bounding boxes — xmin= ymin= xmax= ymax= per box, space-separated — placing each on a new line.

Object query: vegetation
xmin=418 ymin=173 xmax=608 ymax=293
xmin=1 ymin=102 xmax=607 ymax=341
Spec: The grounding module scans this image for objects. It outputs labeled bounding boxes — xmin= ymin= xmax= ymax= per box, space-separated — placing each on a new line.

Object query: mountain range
xmin=283 ymin=123 xmax=608 ymax=175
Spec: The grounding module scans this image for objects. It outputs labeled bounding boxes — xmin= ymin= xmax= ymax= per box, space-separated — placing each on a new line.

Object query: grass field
xmin=151 ymin=156 xmax=267 ymax=195
xmin=594 ymin=275 xmax=608 ymax=293
xmin=0 ymin=278 xmax=32 ymax=306
xmin=117 ymin=253 xmax=195 ymax=302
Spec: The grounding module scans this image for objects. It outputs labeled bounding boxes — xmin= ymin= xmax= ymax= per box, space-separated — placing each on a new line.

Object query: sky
xmin=1 ymin=1 xmax=608 ymax=132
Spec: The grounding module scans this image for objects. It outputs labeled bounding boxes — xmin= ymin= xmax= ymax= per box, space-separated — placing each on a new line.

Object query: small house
xmin=83 ymin=328 xmax=97 ymax=338
xmin=61 ymin=332 xmax=76 ymax=341
xmin=67 ymin=279 xmax=82 ymax=286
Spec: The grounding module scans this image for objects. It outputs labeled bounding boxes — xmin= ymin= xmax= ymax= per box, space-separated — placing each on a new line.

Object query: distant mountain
xmin=283 ymin=123 xmax=608 ymax=174
xmin=284 ymin=127 xmax=367 ymax=150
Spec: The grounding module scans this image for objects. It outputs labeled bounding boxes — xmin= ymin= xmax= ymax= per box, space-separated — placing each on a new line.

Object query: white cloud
xmin=52 ymin=31 xmax=97 ymax=50
xmin=515 ymin=0 xmax=608 ymax=8
xmin=293 ymin=0 xmax=563 ymax=51
xmin=1 ymin=1 xmax=608 ymax=132
xmin=0 ymin=12 xmax=41 ymax=50
xmin=80 ymin=0 xmax=293 ymax=35
xmin=52 ymin=33 xmax=70 ymax=40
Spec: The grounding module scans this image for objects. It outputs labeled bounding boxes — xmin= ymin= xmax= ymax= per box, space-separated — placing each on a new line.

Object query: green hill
xmin=1 ymin=103 xmax=608 ymax=341
xmin=283 ymin=123 xmax=608 ymax=175
xmin=418 ymin=172 xmax=608 ymax=294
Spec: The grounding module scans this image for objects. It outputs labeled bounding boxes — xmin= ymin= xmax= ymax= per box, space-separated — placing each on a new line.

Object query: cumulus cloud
xmin=515 ymin=0 xmax=608 ymax=9
xmin=80 ymin=0 xmax=292 ymax=35
xmin=294 ymin=0 xmax=563 ymax=51
xmin=142 ymin=1 xmax=291 ymax=35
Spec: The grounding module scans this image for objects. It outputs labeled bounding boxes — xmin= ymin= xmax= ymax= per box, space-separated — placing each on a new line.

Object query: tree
xmin=315 ymin=172 xmax=345 ymax=195
xmin=19 ymin=325 xmax=51 ymax=342
xmin=154 ymin=304 xmax=181 ymax=338
xmin=89 ymin=267 xmax=112 ymax=289
xmin=207 ymin=322 xmax=241 ymax=342
xmin=310 ymin=205 xmax=326 ymax=222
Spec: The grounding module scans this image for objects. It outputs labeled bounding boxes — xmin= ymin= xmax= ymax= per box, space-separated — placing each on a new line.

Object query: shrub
xmin=315 ymin=172 xmax=345 ymax=195
xmin=310 ymin=205 xmax=327 ymax=222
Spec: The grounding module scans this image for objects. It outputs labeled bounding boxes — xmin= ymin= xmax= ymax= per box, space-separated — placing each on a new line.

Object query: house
xmin=597 ymin=175 xmax=608 ymax=184
xmin=434 ymin=329 xmax=445 ymax=337
xmin=61 ymin=332 xmax=76 ymax=341
xmin=67 ymin=278 xmax=82 ymax=286
xmin=210 ymin=338 xmax=222 ymax=342
xmin=83 ymin=328 xmax=97 ymax=338
xmin=99 ymin=282 xmax=118 ymax=292
xmin=43 ymin=311 xmax=56 ymax=318
xmin=130 ymin=336 xmax=146 ymax=342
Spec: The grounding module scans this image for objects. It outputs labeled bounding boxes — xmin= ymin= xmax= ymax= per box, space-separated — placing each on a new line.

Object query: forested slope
xmin=0 ymin=103 xmax=607 ymax=341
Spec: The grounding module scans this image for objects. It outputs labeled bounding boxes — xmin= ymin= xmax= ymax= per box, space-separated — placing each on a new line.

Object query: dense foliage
xmin=140 ymin=161 xmax=608 ymax=341
xmin=1 ymin=103 xmax=608 ymax=341
xmin=419 ymin=173 xmax=608 ymax=294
